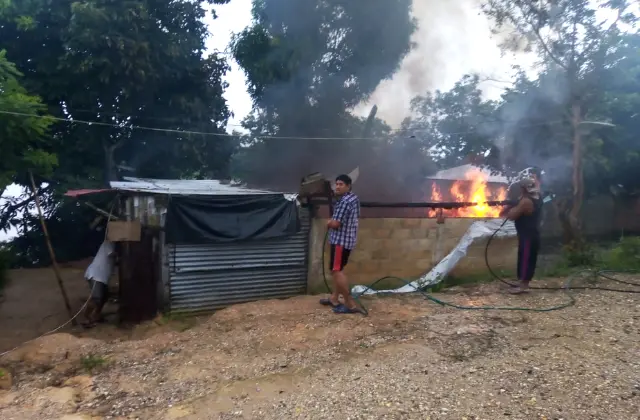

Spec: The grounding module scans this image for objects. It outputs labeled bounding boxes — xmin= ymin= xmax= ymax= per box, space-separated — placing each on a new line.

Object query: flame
xmin=428 ymin=169 xmax=506 ymax=218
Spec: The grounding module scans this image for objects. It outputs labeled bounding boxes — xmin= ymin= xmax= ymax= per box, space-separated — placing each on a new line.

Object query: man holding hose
xmin=319 ymin=174 xmax=361 ymax=314
xmin=501 ymin=176 xmax=543 ymax=294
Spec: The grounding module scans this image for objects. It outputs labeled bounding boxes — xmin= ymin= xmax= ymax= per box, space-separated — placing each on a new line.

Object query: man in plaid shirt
xmin=319 ymin=174 xmax=361 ymax=314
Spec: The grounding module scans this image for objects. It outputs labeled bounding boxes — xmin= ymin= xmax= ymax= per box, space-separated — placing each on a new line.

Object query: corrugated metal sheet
xmin=111 ymin=177 xmax=297 ymax=199
xmin=168 ymin=210 xmax=310 ymax=312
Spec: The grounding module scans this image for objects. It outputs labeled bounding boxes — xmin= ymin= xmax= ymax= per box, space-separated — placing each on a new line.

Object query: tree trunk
xmin=568 ymin=101 xmax=584 ymax=242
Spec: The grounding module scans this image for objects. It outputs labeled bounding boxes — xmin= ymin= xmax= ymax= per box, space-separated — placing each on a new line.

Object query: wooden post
xmin=29 ymin=172 xmax=76 ymax=324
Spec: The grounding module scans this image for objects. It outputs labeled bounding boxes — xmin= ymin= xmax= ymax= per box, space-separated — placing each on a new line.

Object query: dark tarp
xmin=165 ymin=195 xmax=300 ymax=244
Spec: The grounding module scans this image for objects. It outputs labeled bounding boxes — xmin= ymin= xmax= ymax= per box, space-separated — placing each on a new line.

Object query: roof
xmin=428 ymin=164 xmax=508 ymax=184
xmin=110 ymin=177 xmax=294 ymax=197
xmin=65 ymin=188 xmax=111 ymax=197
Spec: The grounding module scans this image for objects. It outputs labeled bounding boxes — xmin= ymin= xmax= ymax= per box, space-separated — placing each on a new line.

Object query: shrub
xmin=602 ymin=236 xmax=640 ymax=270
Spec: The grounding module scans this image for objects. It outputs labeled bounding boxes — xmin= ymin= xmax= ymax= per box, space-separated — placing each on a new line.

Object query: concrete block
xmin=383 ymin=218 xmax=403 ymax=228
xmin=371 ymin=248 xmax=390 ymax=260
xmin=373 ymin=228 xmax=391 ymax=238
xmin=415 ymin=258 xmax=433 ymax=270
xmin=402 ymin=218 xmax=422 ymax=228
xmin=392 ymin=229 xmax=412 ymax=239
xmin=409 ymin=228 xmax=430 ymax=239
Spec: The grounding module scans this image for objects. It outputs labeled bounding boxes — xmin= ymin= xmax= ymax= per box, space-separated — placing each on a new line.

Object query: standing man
xmin=319 ymin=174 xmax=361 ymax=314
xmin=83 ymin=239 xmax=116 ymax=327
xmin=500 ymin=177 xmax=543 ymax=294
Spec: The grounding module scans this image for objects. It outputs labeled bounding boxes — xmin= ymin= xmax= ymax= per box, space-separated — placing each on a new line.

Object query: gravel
xmin=1 ymin=276 xmax=639 ymax=419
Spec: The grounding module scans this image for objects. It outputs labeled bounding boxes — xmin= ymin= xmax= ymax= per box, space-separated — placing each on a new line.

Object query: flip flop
xmin=319 ymin=298 xmax=338 ymax=307
xmin=332 ymin=304 xmax=362 ymax=314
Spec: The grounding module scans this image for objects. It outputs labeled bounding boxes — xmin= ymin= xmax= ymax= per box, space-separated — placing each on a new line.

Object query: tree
xmin=230 ymin=0 xmax=418 ymax=189
xmin=0 ymin=0 xmax=234 ymax=189
xmin=0 ymin=50 xmax=56 ymax=195
xmin=481 ymin=0 xmax=638 ymax=241
xmin=0 ymin=0 xmax=236 ymax=239
xmin=400 ymin=75 xmax=502 ymax=170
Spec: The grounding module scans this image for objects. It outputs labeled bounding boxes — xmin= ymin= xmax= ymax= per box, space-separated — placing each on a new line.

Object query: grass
xmin=0 ymin=368 xmax=6 ymax=378
xmin=80 ymin=354 xmax=107 ymax=373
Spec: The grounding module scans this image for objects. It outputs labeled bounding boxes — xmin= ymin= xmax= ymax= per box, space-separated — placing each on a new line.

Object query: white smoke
xmin=354 ymin=0 xmax=535 ymax=128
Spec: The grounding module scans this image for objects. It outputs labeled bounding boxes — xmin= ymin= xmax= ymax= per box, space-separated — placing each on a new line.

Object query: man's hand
xmin=505 ymin=198 xmax=533 ymax=221
xmin=327 ymin=219 xmax=341 ymax=230
xmin=499 ymin=206 xmax=511 ymax=218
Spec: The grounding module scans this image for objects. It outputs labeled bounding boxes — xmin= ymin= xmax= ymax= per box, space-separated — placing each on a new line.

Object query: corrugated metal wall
xmin=168 ymin=209 xmax=310 ymax=313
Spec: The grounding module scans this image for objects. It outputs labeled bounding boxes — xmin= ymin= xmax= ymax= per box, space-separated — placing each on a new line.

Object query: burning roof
xmin=428 ymin=164 xmax=508 ymax=184
xmin=427 ymin=165 xmax=507 ymax=219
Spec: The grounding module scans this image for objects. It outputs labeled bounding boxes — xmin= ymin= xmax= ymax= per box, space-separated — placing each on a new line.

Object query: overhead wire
xmin=0 ymin=109 xmax=567 ymax=141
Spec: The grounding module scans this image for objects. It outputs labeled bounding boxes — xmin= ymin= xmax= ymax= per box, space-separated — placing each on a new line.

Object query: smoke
xmin=355 ymin=0 xmax=533 ymax=128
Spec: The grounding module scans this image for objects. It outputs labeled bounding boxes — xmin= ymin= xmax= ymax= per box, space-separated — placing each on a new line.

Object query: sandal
xmin=332 ymin=304 xmax=362 ymax=314
xmin=319 ymin=298 xmax=339 ymax=307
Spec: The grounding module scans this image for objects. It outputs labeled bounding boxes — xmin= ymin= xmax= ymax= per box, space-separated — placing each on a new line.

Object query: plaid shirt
xmin=329 ymin=191 xmax=360 ymax=249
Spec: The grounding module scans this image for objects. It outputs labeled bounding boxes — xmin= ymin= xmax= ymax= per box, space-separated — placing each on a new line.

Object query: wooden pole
xmin=29 ymin=172 xmax=76 ymax=325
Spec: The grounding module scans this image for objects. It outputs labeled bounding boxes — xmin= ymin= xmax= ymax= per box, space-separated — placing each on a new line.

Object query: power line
xmin=49 ymin=105 xmax=566 ymax=133
xmin=0 ymin=109 xmax=567 ymax=140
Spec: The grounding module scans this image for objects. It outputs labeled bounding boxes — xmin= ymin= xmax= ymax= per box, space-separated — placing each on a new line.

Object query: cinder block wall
xmin=307 ymin=217 xmax=518 ymax=293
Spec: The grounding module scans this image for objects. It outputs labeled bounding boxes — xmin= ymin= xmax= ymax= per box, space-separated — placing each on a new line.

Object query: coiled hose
xmin=322 ymin=222 xmax=640 ymax=316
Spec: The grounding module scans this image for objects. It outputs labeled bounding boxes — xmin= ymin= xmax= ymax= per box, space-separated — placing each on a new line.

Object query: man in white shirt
xmin=83 ymin=240 xmax=116 ymax=326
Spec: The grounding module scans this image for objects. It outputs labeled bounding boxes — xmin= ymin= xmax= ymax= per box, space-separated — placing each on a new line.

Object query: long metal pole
xmin=29 ymin=172 xmax=76 ymax=324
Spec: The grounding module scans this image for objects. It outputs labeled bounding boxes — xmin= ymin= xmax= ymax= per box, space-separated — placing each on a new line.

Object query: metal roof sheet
xmin=110 ymin=177 xmax=291 ymax=197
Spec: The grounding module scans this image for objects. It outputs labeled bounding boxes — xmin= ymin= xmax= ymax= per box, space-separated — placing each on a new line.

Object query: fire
xmin=427 ymin=169 xmax=506 ymax=218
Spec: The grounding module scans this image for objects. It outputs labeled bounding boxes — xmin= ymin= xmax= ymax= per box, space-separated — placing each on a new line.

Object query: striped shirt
xmin=329 ymin=191 xmax=360 ymax=249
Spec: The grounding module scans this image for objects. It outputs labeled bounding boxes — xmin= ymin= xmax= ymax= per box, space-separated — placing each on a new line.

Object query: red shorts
xmin=329 ymin=244 xmax=351 ymax=272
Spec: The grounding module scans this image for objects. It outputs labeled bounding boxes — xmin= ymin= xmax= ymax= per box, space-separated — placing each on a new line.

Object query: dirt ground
xmin=0 ymin=268 xmax=639 ymax=420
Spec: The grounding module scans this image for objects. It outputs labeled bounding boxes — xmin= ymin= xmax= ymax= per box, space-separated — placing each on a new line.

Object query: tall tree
xmin=0 ymin=0 xmax=236 ymax=237
xmin=400 ymin=75 xmax=502 ymax=170
xmin=481 ymin=0 xmax=638 ymax=241
xmin=231 ymin=0 xmax=418 ymax=189
xmin=0 ymin=0 xmax=234 ymax=190
xmin=0 ymin=50 xmax=56 ymax=196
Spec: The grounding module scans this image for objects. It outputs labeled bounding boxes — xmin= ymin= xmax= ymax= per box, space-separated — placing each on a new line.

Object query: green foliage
xmin=562 ymin=240 xmax=598 ymax=268
xmin=401 ymin=74 xmax=502 ymax=170
xmin=80 ymin=354 xmax=106 ymax=373
xmin=601 ymin=237 xmax=640 ymax=270
xmin=0 ymin=0 xmax=237 ymax=258
xmin=0 ymin=49 xmax=56 ymax=192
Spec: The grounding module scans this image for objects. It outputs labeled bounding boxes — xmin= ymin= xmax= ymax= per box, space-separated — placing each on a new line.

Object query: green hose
xmin=322 ymin=225 xmax=640 ymax=316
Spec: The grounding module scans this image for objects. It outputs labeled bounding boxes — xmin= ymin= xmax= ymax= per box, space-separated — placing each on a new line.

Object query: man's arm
xmin=505 ymin=198 xmax=534 ymax=221
xmin=327 ymin=200 xmax=348 ymax=229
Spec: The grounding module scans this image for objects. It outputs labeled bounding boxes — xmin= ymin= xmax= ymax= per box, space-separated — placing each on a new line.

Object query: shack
xmin=72 ymin=177 xmax=310 ymax=321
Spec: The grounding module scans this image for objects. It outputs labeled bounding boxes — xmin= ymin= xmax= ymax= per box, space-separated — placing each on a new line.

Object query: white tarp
xmin=351 ymin=218 xmax=517 ymax=296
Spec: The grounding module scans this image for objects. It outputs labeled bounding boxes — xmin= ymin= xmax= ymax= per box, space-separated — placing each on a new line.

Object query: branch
xmin=0 ymin=185 xmax=53 ymax=231
xmin=532 ymin=26 xmax=568 ymax=70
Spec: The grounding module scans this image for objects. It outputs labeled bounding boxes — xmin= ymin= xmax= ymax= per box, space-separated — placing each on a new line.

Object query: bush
xmin=562 ymin=240 xmax=597 ymax=267
xmin=602 ymin=236 xmax=640 ymax=270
